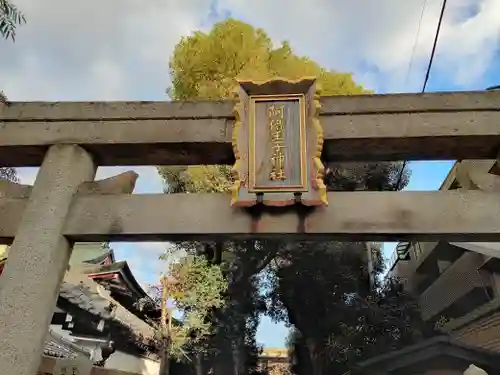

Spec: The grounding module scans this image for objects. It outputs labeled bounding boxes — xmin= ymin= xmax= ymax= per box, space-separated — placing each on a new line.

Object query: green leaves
xmin=162 ymin=255 xmax=227 ymax=360
xmin=167 ymin=18 xmax=367 ymax=101
xmin=160 ymin=18 xmax=418 ymax=374
xmin=0 ymin=0 xmax=26 ymax=42
xmin=0 ymin=166 xmax=18 ymax=182
xmin=276 ymin=242 xmax=432 ymax=374
xmin=161 ymin=18 xmax=375 ymax=197
xmin=170 ymin=255 xmax=227 ymax=313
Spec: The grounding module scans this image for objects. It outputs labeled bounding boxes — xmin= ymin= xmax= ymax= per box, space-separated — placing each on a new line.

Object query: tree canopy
xmin=1 ymin=0 xmax=26 ymax=121
xmin=161 ymin=255 xmax=228 ymax=360
xmin=161 ymin=19 xmax=409 ymax=195
xmin=168 ymin=20 xmax=367 ymax=101
xmin=157 ymin=18 xmax=420 ymax=375
xmin=0 ymin=0 xmax=25 ymax=41
xmin=268 ymin=243 xmax=432 ymax=375
xmin=0 ymin=166 xmax=18 ymax=182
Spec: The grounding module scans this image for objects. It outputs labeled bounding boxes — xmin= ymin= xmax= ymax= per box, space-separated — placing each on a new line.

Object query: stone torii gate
xmin=1 ymin=78 xmax=500 ymax=375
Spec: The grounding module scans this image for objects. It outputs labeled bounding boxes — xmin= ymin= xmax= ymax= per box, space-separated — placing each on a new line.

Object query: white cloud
xmin=214 ymin=0 xmax=500 ymax=91
xmin=0 ymin=0 xmax=214 ymax=100
xmin=16 ymin=167 xmax=38 ymax=185
xmin=117 ymin=242 xmax=169 ymax=285
xmin=3 ymin=0 xmax=499 ymax=99
xmin=5 ymin=0 xmax=500 ymax=289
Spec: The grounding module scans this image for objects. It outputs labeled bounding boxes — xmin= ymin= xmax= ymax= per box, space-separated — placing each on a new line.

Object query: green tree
xmin=0 ymin=0 xmax=25 ymax=41
xmin=168 ymin=21 xmax=367 ymax=101
xmin=0 ymin=166 xmax=18 ymax=182
xmin=163 ymin=18 xmax=407 ymax=195
xmin=167 ymin=256 xmax=227 ymax=359
xmin=160 ymin=18 xmax=411 ymax=375
xmin=140 ymin=255 xmax=227 ymax=375
xmin=1 ymin=0 xmax=26 ymax=131
xmin=267 ymin=243 xmax=433 ymax=375
xmin=163 ymin=239 xmax=277 ymax=375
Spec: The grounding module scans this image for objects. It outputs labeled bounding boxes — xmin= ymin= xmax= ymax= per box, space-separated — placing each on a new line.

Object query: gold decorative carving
xmin=310 ymin=83 xmax=327 ymax=206
xmin=236 ymin=76 xmax=318 ymax=88
xmin=248 ymin=93 xmax=307 ymax=193
xmin=230 ymin=77 xmax=327 ymax=207
xmin=230 ymin=85 xmax=245 ymax=206
xmin=268 ymin=104 xmax=287 ymax=181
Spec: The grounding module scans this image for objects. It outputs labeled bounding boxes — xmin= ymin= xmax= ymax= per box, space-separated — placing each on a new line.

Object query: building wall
xmin=363 ymin=357 xmax=490 ymax=375
xmin=418 ymin=251 xmax=490 ymax=321
xmin=258 ymin=348 xmax=290 ymax=375
xmin=387 ymin=160 xmax=500 ymax=322
xmin=384 ymin=159 xmax=500 ymax=360
xmin=69 ymin=242 xmax=108 ymax=265
xmin=452 ymin=310 xmax=500 ymax=353
xmin=39 ymin=356 xmax=144 ymax=375
xmin=105 ymin=351 xmax=160 ymax=375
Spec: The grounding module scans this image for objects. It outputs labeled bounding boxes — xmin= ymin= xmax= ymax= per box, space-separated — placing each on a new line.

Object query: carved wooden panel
xmin=230 ymin=77 xmax=327 ymax=207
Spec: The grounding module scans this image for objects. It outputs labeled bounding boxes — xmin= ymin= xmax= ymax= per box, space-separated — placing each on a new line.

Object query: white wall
xmin=105 ymin=351 xmax=160 ymax=375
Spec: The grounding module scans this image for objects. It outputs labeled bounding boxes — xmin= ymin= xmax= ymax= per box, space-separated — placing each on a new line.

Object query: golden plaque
xmin=230 ymin=77 xmax=327 ymax=207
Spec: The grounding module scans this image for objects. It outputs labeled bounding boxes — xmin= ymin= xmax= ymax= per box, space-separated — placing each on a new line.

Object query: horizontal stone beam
xmin=2 ymin=191 xmax=500 ymax=243
xmin=2 ymin=91 xmax=499 ymax=120
xmin=1 ymin=91 xmax=499 ymax=166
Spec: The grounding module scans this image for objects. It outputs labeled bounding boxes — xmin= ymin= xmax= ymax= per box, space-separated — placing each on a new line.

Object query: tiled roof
xmin=44 ymin=340 xmax=81 ymax=359
xmin=59 ymin=281 xmax=114 ymax=319
xmin=61 ymin=268 xmax=155 ymax=338
xmin=355 ymin=335 xmax=500 ymax=373
xmin=43 ymin=330 xmax=91 ymax=359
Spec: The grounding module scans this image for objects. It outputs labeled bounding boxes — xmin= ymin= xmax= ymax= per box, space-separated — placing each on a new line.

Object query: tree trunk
xmin=195 ymin=352 xmax=203 ymax=375
xmin=159 ymin=342 xmax=170 ymax=375
xmin=212 ymin=326 xmax=234 ymax=375
xmin=306 ymin=339 xmax=324 ymax=375
xmin=234 ymin=329 xmax=246 ymax=375
xmin=231 ymin=340 xmax=240 ymax=375
xmin=213 ymin=354 xmax=233 ymax=375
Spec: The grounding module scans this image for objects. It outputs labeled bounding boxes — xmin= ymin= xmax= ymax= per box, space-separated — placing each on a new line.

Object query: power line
xmin=394 ymin=0 xmax=449 ymax=191
xmin=421 ymin=0 xmax=449 ymax=93
xmin=404 ymin=0 xmax=429 ymax=89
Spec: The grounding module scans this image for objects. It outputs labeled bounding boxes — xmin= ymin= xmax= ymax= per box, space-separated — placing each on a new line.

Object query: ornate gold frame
xmin=230 ymin=77 xmax=327 ymax=207
xmin=311 ymin=82 xmax=327 ymax=206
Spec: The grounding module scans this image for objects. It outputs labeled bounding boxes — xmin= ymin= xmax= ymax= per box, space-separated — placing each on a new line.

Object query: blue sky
xmin=5 ymin=0 xmax=500 ymax=350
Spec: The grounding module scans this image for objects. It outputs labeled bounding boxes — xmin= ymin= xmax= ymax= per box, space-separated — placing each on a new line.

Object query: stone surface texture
xmin=1 ymin=91 xmax=499 ymax=167
xmin=0 ymin=144 xmax=96 ymax=375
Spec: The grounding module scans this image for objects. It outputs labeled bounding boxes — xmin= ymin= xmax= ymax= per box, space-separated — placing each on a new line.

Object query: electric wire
xmin=394 ymin=0 xmax=449 ymax=191
xmin=403 ymin=0 xmax=429 ymax=89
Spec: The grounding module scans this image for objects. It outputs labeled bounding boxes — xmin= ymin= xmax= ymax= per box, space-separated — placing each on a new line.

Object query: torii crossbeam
xmin=0 ymin=88 xmax=500 ymax=375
